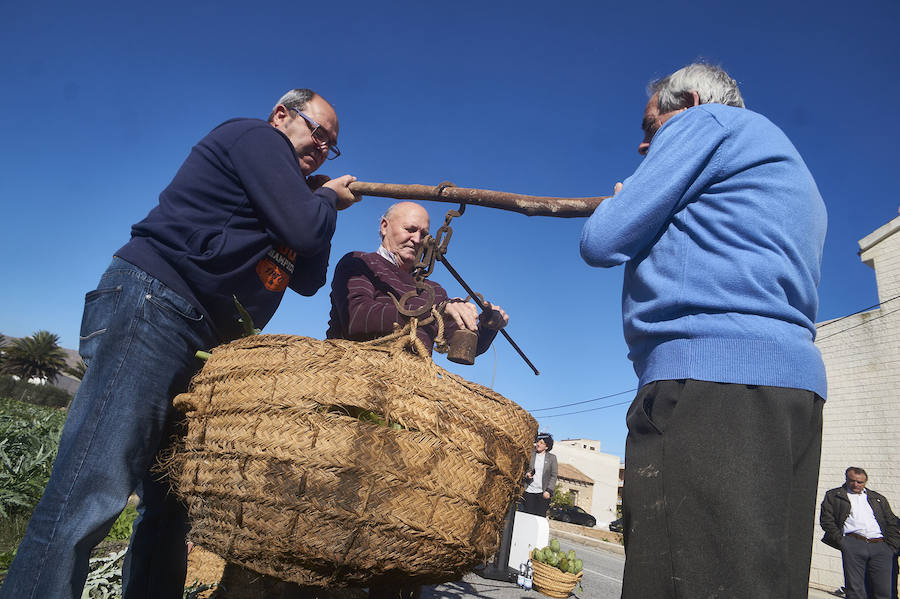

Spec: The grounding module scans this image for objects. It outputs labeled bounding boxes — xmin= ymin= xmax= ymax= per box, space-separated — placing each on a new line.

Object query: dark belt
xmin=846 ymin=532 xmax=884 ymax=543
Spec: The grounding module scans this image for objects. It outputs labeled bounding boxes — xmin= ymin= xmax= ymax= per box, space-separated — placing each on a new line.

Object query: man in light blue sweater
xmin=581 ymin=64 xmax=827 ymax=598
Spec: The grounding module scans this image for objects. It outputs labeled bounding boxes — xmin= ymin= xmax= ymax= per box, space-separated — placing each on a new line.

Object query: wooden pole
xmin=348 ymin=181 xmax=607 ymax=218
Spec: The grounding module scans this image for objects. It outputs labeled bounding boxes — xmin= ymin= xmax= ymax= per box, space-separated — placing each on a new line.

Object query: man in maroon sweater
xmin=327 ymin=201 xmax=508 ymax=599
xmin=326 ymin=200 xmax=508 ymax=358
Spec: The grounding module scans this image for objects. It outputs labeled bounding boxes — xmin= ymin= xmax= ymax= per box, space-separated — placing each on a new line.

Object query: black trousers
xmin=841 ymin=535 xmax=894 ymax=599
xmin=522 ymin=492 xmax=551 ymax=517
xmin=621 ymin=379 xmax=824 ymax=599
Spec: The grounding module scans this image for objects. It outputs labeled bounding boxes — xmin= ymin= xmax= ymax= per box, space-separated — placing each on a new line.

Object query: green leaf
xmin=232 ymin=296 xmax=261 ymax=337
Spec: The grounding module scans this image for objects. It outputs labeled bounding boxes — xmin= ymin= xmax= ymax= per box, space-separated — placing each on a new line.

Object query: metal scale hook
xmin=390 ymin=182 xmax=540 ymax=375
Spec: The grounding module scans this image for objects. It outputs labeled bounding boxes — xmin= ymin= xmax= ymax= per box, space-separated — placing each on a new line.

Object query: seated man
xmin=327 ymin=201 xmax=509 ymax=599
xmin=327 ymin=201 xmax=508 ymax=355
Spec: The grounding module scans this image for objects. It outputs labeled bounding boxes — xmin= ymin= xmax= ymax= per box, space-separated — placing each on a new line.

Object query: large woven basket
xmin=164 ymin=332 xmax=537 ymax=588
xmin=532 ymin=559 xmax=584 ymax=598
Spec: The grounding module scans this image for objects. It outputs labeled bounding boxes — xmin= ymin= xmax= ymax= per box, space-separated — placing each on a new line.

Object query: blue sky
xmin=2 ymin=0 xmax=898 ymax=458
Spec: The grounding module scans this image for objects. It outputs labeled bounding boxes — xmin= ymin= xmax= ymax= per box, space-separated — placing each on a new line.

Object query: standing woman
xmin=522 ymin=432 xmax=558 ymax=517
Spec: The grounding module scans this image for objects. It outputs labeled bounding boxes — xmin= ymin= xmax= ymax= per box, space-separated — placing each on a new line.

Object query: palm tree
xmin=1 ymin=330 xmax=68 ymax=383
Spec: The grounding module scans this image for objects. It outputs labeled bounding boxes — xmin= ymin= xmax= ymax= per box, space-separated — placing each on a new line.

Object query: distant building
xmin=556 ymin=462 xmax=594 ymax=513
xmin=551 ymin=438 xmax=621 ymax=526
xmin=808 ymin=213 xmax=900 ymax=591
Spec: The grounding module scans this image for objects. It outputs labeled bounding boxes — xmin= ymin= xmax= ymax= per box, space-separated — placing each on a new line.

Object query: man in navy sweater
xmin=1 ymin=88 xmax=359 ymax=599
xmin=580 ymin=64 xmax=827 ymax=598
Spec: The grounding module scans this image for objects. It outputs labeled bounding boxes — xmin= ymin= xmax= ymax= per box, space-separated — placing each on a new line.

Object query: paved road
xmin=419 ymin=536 xmax=839 ymax=599
xmin=421 ymin=538 xmax=623 ymax=599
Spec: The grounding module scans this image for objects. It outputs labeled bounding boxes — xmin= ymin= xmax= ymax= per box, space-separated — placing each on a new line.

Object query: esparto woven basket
xmin=163 ymin=332 xmax=537 ymax=588
xmin=531 ymin=559 xmax=584 ymax=598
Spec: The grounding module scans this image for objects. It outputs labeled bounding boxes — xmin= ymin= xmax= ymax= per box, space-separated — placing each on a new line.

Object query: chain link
xmin=391 ymin=182 xmax=466 ymax=318
xmin=386 ymin=181 xmax=538 ymax=374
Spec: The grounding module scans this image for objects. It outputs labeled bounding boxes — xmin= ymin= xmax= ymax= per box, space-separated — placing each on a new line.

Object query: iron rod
xmin=437 ymin=254 xmax=540 ymax=376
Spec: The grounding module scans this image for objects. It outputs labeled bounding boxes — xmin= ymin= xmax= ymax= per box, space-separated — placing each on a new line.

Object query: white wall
xmin=551 ymin=439 xmax=621 ymax=526
xmin=810 ymin=215 xmax=900 ymax=590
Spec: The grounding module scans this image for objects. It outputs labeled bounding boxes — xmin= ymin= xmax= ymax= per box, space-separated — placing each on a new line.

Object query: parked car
xmin=608 ymin=517 xmax=623 ymax=533
xmin=547 ymin=504 xmax=597 ymax=527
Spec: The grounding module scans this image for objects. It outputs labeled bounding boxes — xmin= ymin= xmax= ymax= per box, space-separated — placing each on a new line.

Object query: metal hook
xmin=388 ymin=282 xmax=436 ymax=318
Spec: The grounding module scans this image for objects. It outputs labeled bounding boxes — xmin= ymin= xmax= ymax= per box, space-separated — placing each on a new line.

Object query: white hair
xmin=651 ymin=63 xmax=745 ymax=112
xmin=378 ymin=203 xmax=402 ymax=240
xmin=267 ymin=88 xmax=317 ymax=122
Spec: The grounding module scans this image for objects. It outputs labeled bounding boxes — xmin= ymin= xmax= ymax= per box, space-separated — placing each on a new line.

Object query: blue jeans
xmin=0 ymin=258 xmax=218 ymax=599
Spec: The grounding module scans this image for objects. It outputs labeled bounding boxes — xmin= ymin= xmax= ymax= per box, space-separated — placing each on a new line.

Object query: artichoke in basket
xmin=540 ymin=539 xmax=585 ymax=575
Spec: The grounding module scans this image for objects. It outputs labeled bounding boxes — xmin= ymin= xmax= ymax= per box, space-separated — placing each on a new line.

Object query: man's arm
xmin=580 ymin=108 xmax=727 ymax=268
xmin=331 ymin=255 xmax=404 ymax=339
xmin=819 ymin=492 xmax=844 ymax=549
xmin=288 ymin=246 xmax=330 ymax=296
xmin=524 ymin=451 xmax=536 ymax=482
xmin=309 ymin=174 xmax=360 ymax=211
xmin=229 ymin=125 xmax=339 ymax=256
xmin=876 ymin=493 xmax=900 ymax=550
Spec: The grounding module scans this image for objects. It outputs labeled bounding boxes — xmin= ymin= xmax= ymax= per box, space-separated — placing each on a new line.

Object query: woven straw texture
xmin=532 ymin=560 xmax=583 ymax=598
xmin=165 ymin=333 xmax=537 ymax=588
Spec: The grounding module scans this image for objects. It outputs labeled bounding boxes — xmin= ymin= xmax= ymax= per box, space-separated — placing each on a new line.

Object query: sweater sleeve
xmin=819 ymin=491 xmax=844 ymax=549
xmin=877 ymin=493 xmax=900 ymax=550
xmin=546 ymin=454 xmax=558 ymax=494
xmin=228 ymin=125 xmax=338 ymax=257
xmin=819 ymin=493 xmax=838 ymax=534
xmin=474 ymin=327 xmax=499 ymax=356
xmin=580 ymin=107 xmax=727 ymax=267
xmin=339 ymin=258 xmax=404 ymax=339
xmin=288 ymin=245 xmax=330 ymax=296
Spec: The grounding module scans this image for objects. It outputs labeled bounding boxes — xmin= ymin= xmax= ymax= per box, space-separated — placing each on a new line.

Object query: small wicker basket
xmin=164 ymin=332 xmax=537 ymax=588
xmin=532 ymin=559 xmax=584 ymax=598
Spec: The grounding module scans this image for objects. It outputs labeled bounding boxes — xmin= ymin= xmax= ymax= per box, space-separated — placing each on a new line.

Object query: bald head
xmin=380 ymin=202 xmax=430 ymax=271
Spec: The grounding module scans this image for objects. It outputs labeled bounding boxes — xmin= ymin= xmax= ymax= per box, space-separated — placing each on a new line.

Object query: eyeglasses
xmin=291 ymin=108 xmax=341 ymax=159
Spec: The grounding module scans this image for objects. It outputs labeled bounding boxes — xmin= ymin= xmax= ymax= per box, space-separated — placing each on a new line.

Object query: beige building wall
xmin=551 ymin=439 xmax=621 ymax=527
xmin=557 ymin=477 xmax=594 ymax=513
xmin=810 ymin=214 xmax=900 ymax=591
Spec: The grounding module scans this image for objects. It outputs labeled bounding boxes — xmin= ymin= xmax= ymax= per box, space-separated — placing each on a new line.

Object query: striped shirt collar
xmin=377 ymin=244 xmax=399 ymax=267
